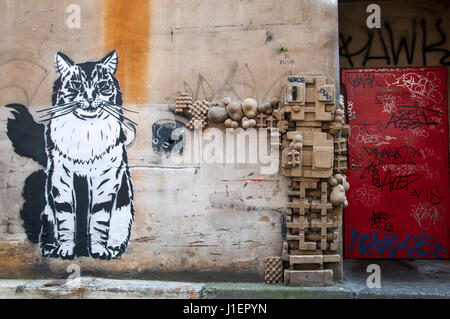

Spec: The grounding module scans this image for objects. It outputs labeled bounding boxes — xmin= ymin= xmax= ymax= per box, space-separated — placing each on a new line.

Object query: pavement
xmin=0 ymin=260 xmax=448 ymax=299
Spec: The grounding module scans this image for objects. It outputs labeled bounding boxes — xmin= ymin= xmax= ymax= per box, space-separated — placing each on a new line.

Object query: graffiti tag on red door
xmin=342 ymin=67 xmax=449 ymax=259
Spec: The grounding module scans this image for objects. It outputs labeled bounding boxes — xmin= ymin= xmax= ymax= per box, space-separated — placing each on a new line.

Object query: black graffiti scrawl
xmin=6 ymin=50 xmax=137 ymax=259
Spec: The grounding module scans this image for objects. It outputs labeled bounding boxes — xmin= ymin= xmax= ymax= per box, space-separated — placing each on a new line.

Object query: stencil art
xmin=6 ymin=51 xmax=136 ymax=259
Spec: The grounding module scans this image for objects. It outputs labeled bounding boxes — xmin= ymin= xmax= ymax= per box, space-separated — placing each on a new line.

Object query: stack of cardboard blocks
xmin=276 ymin=75 xmax=350 ymax=286
xmin=174 ymin=74 xmax=350 ymax=287
xmin=175 ymin=94 xmax=210 ymax=130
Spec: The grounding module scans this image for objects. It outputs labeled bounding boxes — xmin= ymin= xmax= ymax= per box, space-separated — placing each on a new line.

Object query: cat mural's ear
xmin=55 ymin=52 xmax=75 ymax=75
xmin=100 ymin=50 xmax=118 ymax=74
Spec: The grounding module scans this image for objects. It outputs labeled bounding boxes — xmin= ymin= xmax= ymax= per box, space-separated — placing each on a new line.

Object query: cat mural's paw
xmin=40 ymin=243 xmax=59 ymax=258
xmin=90 ymin=243 xmax=112 ymax=260
xmin=107 ymin=243 xmax=127 ymax=259
xmin=56 ymin=243 xmax=75 ymax=259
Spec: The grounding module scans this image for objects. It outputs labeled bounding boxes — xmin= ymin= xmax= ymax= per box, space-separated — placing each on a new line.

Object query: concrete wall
xmin=0 ymin=0 xmax=339 ymax=280
xmin=338 ymin=0 xmax=450 ymax=253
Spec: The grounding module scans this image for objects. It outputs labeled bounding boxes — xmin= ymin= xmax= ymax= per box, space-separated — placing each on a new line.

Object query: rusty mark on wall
xmin=103 ymin=0 xmax=150 ymax=105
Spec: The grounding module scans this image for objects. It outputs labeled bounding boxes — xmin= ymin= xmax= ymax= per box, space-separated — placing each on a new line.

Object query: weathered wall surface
xmin=338 ymin=0 xmax=450 ymax=252
xmin=0 ymin=0 xmax=339 ymax=280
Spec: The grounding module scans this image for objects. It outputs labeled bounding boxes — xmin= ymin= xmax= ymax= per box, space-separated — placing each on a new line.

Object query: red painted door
xmin=341 ymin=67 xmax=449 ymax=259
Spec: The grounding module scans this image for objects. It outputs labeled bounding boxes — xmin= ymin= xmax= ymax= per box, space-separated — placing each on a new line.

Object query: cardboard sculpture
xmin=226 ymin=100 xmax=244 ymax=121
xmin=279 ymin=75 xmax=349 ymax=286
xmin=207 ymin=105 xmax=228 ymax=123
xmin=264 ymin=256 xmax=283 ymax=284
xmin=242 ymin=98 xmax=258 ymax=118
xmin=175 ymin=92 xmax=192 ymax=114
xmin=174 ymin=74 xmax=349 ymax=286
xmin=175 ymin=97 xmax=210 ymax=130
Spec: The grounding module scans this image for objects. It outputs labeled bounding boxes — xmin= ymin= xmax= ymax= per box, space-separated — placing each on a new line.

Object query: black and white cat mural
xmin=6 ymin=50 xmax=136 ymax=260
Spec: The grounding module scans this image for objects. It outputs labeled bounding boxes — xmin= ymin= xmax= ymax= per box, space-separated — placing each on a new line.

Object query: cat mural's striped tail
xmin=6 ymin=104 xmax=47 ymax=243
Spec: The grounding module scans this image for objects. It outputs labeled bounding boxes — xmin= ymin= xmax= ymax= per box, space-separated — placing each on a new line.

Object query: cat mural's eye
xmin=70 ymin=81 xmax=82 ymax=90
xmin=97 ymin=80 xmax=112 ymax=93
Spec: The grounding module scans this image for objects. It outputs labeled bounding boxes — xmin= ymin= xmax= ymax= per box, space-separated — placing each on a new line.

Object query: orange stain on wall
xmin=102 ymin=0 xmax=150 ymax=105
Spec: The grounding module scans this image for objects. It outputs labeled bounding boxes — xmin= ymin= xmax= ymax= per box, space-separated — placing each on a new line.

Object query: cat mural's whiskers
xmin=38 ymin=105 xmax=78 ymax=122
xmin=101 ymin=106 xmax=136 ymax=132
xmin=37 ymin=101 xmax=79 ymax=114
xmin=103 ymin=100 xmax=139 ymax=113
xmin=101 ymin=103 xmax=137 ymax=125
xmin=37 ymin=102 xmax=79 ymax=122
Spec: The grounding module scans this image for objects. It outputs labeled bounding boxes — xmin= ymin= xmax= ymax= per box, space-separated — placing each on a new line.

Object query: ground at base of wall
xmin=0 ymin=260 xmax=448 ymax=299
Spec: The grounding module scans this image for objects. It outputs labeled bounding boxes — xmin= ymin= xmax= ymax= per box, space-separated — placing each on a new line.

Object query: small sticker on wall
xmin=280 ymin=53 xmax=294 ymax=65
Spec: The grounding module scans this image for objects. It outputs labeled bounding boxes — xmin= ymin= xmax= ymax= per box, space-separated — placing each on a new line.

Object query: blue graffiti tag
xmin=348 ymin=227 xmax=447 ymax=258
xmin=319 ymin=87 xmax=331 ymax=100
xmin=287 ymin=76 xmax=305 ymax=83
